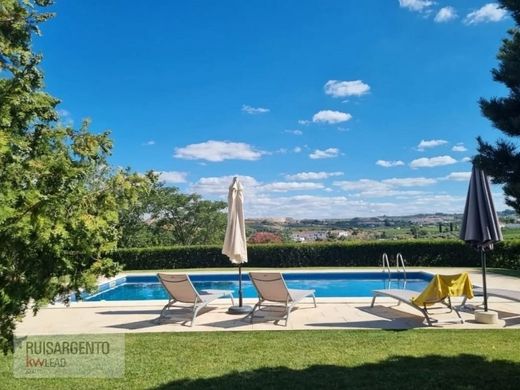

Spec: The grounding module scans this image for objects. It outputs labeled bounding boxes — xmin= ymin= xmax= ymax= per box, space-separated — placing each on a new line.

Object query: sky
xmin=36 ymin=0 xmax=514 ymax=218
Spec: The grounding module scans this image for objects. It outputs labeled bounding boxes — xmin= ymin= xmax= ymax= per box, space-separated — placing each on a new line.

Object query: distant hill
xmin=246 ymin=210 xmax=518 ymax=230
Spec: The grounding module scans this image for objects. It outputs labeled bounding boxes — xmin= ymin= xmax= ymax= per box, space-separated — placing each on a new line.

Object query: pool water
xmin=83 ymin=272 xmax=432 ymax=301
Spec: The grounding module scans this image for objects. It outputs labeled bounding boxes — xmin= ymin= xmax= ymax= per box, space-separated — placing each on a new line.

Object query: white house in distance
xmin=291 ymin=230 xmax=351 ymax=242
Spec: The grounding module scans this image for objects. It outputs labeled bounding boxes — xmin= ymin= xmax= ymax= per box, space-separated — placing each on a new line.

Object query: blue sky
xmin=37 ymin=1 xmax=513 ymax=218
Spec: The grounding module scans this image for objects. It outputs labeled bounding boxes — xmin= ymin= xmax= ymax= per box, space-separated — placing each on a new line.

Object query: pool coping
xmin=63 ymin=267 xmax=494 ymax=307
xmin=74 ymin=268 xmax=435 ymax=303
xmin=16 ymin=267 xmax=520 ymax=334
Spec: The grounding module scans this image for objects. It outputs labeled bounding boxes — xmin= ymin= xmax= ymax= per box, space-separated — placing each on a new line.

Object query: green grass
xmin=2 ymin=330 xmax=520 ymax=389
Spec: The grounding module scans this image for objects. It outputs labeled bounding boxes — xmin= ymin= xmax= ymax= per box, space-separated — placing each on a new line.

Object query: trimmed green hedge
xmin=111 ymin=240 xmax=520 ymax=270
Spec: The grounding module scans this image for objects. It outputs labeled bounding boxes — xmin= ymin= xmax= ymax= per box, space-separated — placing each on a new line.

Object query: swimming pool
xmin=81 ymin=272 xmax=432 ymax=301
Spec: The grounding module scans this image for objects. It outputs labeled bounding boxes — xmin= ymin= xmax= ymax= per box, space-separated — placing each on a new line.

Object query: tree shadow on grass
xmin=152 ymin=354 xmax=520 ymax=390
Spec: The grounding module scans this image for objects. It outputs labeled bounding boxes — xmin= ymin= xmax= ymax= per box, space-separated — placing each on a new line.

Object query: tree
xmin=410 ymin=226 xmax=419 ymax=239
xmin=118 ymin=184 xmax=228 ymax=247
xmin=0 ymin=1 xmax=152 ymax=351
xmin=476 ymin=0 xmax=520 ymax=212
xmin=150 ymin=187 xmax=227 ymax=246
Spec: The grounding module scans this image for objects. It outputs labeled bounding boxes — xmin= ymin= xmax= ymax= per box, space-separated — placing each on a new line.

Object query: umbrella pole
xmin=238 ymin=264 xmax=243 ymax=307
xmin=481 ymin=249 xmax=488 ymax=312
xmin=227 ymin=263 xmax=252 ymax=314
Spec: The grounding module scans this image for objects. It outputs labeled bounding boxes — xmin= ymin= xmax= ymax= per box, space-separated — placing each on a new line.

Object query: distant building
xmin=291 ymin=230 xmax=328 ymax=242
xmin=328 ymin=230 xmax=351 ymax=239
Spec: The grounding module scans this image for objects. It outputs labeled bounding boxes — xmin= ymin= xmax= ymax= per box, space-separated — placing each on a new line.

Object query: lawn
xmin=1 ymin=330 xmax=520 ymax=389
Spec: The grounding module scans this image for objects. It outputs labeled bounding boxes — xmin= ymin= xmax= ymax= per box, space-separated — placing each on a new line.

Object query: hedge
xmin=111 ymin=239 xmax=520 ymax=270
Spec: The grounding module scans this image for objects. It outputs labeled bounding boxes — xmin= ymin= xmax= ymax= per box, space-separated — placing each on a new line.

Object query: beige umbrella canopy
xmin=222 ymin=177 xmax=252 ymax=314
xmin=222 ymin=177 xmax=248 ymax=264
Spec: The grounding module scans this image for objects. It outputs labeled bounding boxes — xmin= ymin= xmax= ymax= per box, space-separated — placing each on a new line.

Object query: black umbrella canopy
xmin=460 ymin=166 xmax=503 ymax=248
xmin=460 ymin=165 xmax=503 ymax=311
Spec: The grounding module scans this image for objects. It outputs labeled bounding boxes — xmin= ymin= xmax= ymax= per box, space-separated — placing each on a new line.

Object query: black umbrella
xmin=460 ymin=165 xmax=503 ymax=311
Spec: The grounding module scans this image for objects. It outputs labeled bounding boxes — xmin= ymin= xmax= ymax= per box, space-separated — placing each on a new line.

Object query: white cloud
xmin=452 ymin=144 xmax=468 ymax=152
xmin=57 ymin=108 xmax=74 ymax=125
xmin=333 ymin=177 xmax=434 ymax=198
xmin=410 ymin=155 xmax=458 ymax=168
xmin=185 ymin=170 xmax=508 ymax=218
xmin=461 ymin=157 xmax=472 ymax=163
xmin=156 ymin=171 xmax=188 ymax=184
xmin=261 ymin=182 xmax=325 ymax=192
xmin=464 ymin=3 xmax=507 ymax=25
xmin=334 ymin=179 xmax=390 ymax=193
xmin=298 ymin=119 xmax=311 ymax=125
xmin=143 ymin=140 xmax=156 ymax=146
xmin=445 ymin=171 xmax=471 ymax=181
xmin=243 ymin=194 xmax=387 ymax=219
xmin=312 ymin=110 xmax=352 ymax=124
xmin=284 ymin=129 xmax=303 ymax=135
xmin=285 ymin=171 xmax=344 ymax=181
xmin=293 ymin=146 xmax=302 ymax=153
xmin=435 ymin=6 xmax=458 ymax=22
xmin=241 ymin=104 xmax=270 ymax=114
xmin=382 ymin=177 xmax=437 ymax=187
xmin=309 ymin=148 xmax=340 ymax=159
xmin=324 ymin=80 xmax=370 ymax=98
xmin=417 ymin=139 xmax=448 ymax=151
xmin=399 ymin=0 xmax=434 ymax=12
xmin=191 ymin=175 xmax=260 ymax=195
xmin=57 ymin=108 xmax=71 ymax=117
xmin=174 ymin=140 xmax=264 ymax=162
xmin=376 ymin=160 xmax=405 ymax=168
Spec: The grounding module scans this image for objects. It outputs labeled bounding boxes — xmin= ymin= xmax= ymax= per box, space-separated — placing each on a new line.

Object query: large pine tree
xmin=476 ymin=0 xmax=520 ymax=212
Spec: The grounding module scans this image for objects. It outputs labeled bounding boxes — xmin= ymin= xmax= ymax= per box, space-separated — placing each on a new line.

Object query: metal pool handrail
xmin=396 ymin=253 xmax=407 ymax=287
xmin=382 ymin=253 xmax=391 ymax=279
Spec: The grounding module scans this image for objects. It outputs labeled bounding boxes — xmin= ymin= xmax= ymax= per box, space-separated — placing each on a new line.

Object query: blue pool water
xmin=82 ymin=272 xmax=432 ymax=301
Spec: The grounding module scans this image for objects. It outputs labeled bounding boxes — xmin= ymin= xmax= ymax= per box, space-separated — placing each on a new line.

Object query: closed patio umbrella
xmin=222 ymin=177 xmax=252 ymax=314
xmin=460 ymin=165 xmax=503 ymax=311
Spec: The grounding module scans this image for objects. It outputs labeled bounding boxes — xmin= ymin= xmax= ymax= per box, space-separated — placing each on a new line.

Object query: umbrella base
xmin=475 ymin=310 xmax=498 ymax=324
xmin=228 ymin=305 xmax=253 ymax=315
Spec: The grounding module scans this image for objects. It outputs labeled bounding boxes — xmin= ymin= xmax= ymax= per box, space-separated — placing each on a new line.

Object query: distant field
xmin=502 ymin=228 xmax=520 ymax=240
xmin=247 ymin=222 xmax=520 ymax=242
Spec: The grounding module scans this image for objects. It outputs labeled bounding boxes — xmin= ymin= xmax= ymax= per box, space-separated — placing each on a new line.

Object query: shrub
xmin=110 ymin=240 xmax=520 ymax=270
xmin=248 ymin=232 xmax=283 ymax=244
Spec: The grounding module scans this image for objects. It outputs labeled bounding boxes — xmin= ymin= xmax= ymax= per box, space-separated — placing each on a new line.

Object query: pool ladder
xmin=382 ymin=253 xmax=407 ymax=288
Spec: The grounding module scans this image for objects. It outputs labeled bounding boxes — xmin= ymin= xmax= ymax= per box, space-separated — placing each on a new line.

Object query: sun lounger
xmin=462 ymin=287 xmax=520 ymax=306
xmin=157 ymin=273 xmax=235 ymax=326
xmin=247 ymin=272 xmax=316 ymax=326
xmin=371 ymin=273 xmax=474 ymax=326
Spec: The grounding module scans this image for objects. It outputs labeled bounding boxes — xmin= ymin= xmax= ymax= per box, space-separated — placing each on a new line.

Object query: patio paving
xmin=15 ymin=268 xmax=520 ymax=336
